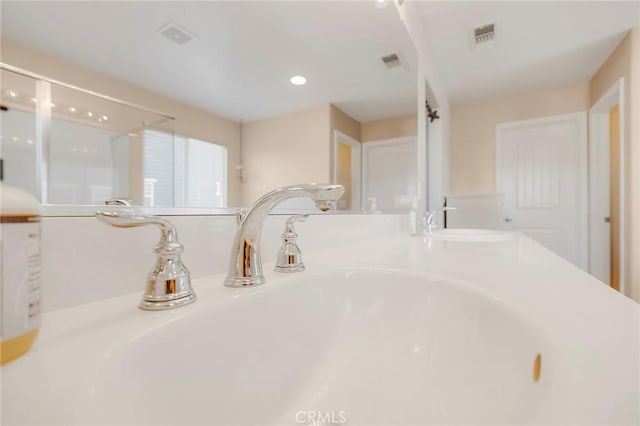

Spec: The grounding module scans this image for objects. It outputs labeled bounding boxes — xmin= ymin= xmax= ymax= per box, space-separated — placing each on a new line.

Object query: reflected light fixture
xmin=290 ymin=75 xmax=307 ymax=86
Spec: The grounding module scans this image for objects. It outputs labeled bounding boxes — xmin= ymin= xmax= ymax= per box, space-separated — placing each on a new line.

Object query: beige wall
xmin=450 ymin=81 xmax=590 ymax=194
xmin=331 ymin=105 xmax=361 ymax=141
xmin=361 ymin=114 xmax=417 ymax=142
xmin=241 ymin=104 xmax=331 ymax=205
xmin=590 ymin=27 xmax=640 ymax=301
xmin=330 ymin=106 xmax=416 ymax=144
xmin=1 ymin=39 xmax=244 ymax=205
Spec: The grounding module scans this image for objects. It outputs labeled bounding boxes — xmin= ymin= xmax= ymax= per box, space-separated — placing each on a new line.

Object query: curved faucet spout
xmin=224 ymin=183 xmax=344 ymax=288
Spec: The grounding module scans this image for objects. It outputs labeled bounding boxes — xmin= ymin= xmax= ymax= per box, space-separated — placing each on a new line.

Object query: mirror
xmin=406 ymin=1 xmax=638 ymax=287
xmin=1 ymin=67 xmax=176 ymax=206
xmin=0 ymin=1 xmax=418 ymax=214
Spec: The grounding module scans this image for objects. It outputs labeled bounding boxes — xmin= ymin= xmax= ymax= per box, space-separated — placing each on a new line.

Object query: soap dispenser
xmin=0 ymin=159 xmax=42 ymax=365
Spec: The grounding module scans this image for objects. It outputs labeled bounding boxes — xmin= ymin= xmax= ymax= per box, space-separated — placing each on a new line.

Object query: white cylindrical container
xmin=0 ymin=160 xmax=42 ymax=365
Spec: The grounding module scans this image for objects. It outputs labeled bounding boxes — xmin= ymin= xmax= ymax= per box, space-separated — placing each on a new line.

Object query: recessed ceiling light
xmin=375 ymin=0 xmax=389 ymax=8
xmin=12 ymin=136 xmax=18 ymax=141
xmin=69 ymin=106 xmax=77 ymax=113
xmin=31 ymin=97 xmax=38 ymax=103
xmin=7 ymin=90 xmax=17 ymax=97
xmin=49 ymin=102 xmax=56 ymax=108
xmin=27 ymin=139 xmax=33 ymax=145
xmin=290 ymin=75 xmax=307 ymax=86
xmin=101 ymin=115 xmax=108 ymax=121
xmin=87 ymin=111 xmax=93 ymax=117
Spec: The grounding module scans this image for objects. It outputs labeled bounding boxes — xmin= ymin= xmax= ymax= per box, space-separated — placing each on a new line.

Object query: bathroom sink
xmin=2 ymin=267 xmax=547 ymax=425
xmin=426 ymin=228 xmax=513 ymax=242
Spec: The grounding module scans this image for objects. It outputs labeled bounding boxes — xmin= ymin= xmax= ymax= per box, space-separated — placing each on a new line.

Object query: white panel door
xmin=362 ymin=137 xmax=417 ymax=213
xmin=497 ymin=113 xmax=588 ymax=269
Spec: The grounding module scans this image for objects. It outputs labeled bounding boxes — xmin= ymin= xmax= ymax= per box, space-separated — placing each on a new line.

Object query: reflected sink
xmin=426 ymin=228 xmax=513 ymax=242
xmin=2 ymin=267 xmax=548 ymax=425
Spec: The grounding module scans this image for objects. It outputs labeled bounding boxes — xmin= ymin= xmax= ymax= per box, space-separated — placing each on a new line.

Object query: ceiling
xmin=414 ymin=1 xmax=640 ymax=104
xmin=0 ymin=1 xmax=417 ymax=122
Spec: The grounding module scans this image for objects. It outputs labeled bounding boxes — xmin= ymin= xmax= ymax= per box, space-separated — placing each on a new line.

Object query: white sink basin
xmin=426 ymin=228 xmax=513 ymax=242
xmin=2 ymin=267 xmax=548 ymax=425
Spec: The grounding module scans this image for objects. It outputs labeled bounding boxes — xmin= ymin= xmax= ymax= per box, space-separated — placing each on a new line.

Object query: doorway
xmin=589 ymin=78 xmax=625 ymax=291
xmin=333 ymin=130 xmax=362 ymax=211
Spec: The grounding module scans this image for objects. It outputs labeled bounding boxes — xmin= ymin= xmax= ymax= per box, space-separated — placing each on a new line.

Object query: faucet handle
xmin=105 ymin=197 xmax=136 ymax=206
xmin=275 ymin=214 xmax=309 ymax=273
xmin=285 ymin=214 xmax=308 ymax=229
xmin=236 ymin=208 xmax=247 ymax=225
xmin=96 ymin=211 xmax=196 ymax=311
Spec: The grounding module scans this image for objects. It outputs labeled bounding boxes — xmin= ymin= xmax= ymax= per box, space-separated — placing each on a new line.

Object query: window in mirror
xmin=143 ymin=130 xmax=227 ymax=208
xmin=49 ymin=115 xmax=124 ymax=205
xmin=1 ymin=70 xmax=38 ymax=198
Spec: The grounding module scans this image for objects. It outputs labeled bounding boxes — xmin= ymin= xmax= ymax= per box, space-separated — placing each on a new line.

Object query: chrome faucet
xmin=424 ymin=207 xmax=457 ymax=232
xmin=224 ymin=184 xmax=344 ymax=288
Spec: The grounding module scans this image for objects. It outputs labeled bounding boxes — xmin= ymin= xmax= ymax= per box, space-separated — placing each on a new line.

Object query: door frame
xmin=496 ymin=112 xmax=589 ymax=271
xmin=589 ymin=78 xmax=625 ymax=292
xmin=332 ymin=130 xmax=362 ymax=211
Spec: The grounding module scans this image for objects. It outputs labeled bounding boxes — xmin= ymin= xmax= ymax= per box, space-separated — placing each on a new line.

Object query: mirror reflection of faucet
xmin=423 ymin=207 xmax=457 ymax=233
xmin=365 ymin=196 xmax=381 ymax=214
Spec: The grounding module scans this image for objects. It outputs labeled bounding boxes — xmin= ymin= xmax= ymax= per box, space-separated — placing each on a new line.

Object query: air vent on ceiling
xmin=472 ymin=23 xmax=496 ymax=50
xmin=381 ymin=53 xmax=406 ymax=72
xmin=158 ymin=22 xmax=198 ymax=46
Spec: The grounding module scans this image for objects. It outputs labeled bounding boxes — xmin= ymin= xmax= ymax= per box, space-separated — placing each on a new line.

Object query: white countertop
xmin=3 ymin=231 xmax=639 ymax=425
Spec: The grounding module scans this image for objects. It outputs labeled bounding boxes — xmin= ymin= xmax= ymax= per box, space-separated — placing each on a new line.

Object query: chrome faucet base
xmin=274 ymin=264 xmax=305 ymax=273
xmin=224 ymin=276 xmax=266 ymax=288
xmin=139 ymin=293 xmax=196 ymax=311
